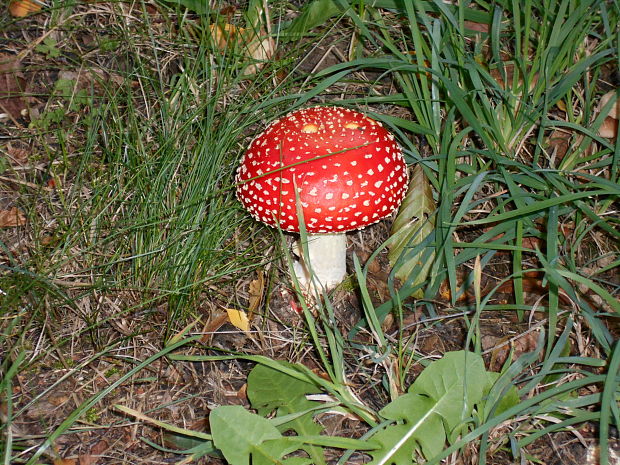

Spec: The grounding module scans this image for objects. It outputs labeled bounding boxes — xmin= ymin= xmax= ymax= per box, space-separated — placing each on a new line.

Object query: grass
xmin=1 ymin=0 xmax=619 ymax=464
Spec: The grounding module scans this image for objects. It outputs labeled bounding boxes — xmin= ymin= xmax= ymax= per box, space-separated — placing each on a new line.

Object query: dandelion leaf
xmin=368 ymin=351 xmax=488 ymax=463
xmin=247 ymin=363 xmax=325 ymax=463
xmin=210 ymin=405 xmax=283 ymax=465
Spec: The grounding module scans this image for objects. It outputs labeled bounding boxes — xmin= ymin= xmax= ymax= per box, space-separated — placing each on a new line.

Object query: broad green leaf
xmin=368 ymin=351 xmax=488 ymax=464
xmin=256 ymin=438 xmax=312 ymax=465
xmin=210 ymin=405 xmax=283 ymax=465
xmin=247 ymin=363 xmax=325 ymax=463
xmin=248 ymin=362 xmax=321 ymax=416
xmin=371 ymin=394 xmax=444 ymax=462
xmin=388 ymin=165 xmax=436 ymax=297
xmin=410 ymin=351 xmax=488 ymax=431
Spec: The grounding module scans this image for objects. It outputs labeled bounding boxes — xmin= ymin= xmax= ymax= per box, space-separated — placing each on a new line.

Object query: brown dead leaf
xmin=464 ymin=20 xmax=490 ymax=33
xmin=420 ymin=332 xmax=445 ymax=355
xmin=47 ymin=393 xmax=70 ymax=407
xmin=248 ymin=271 xmax=264 ymax=319
xmin=521 ymin=236 xmax=544 ymax=250
xmin=482 ymin=227 xmax=544 ymax=253
xmin=488 ymin=330 xmax=541 ymax=372
xmin=495 ymin=271 xmax=573 ymax=305
xmin=200 ymin=311 xmax=229 ymax=343
xmin=489 ymin=63 xmax=539 ymax=93
xmin=53 ymin=459 xmax=77 ymax=465
xmin=0 ymin=207 xmax=27 ymax=228
xmin=77 ymin=440 xmax=109 ymax=465
xmin=440 ymin=269 xmax=573 ymax=306
xmin=6 ymin=142 xmax=30 ymax=165
xmin=0 ymin=54 xmax=27 ymax=121
xmin=237 ymin=383 xmax=248 ymax=402
xmin=438 ymin=268 xmax=469 ymax=302
xmin=547 ymin=129 xmax=572 ymax=160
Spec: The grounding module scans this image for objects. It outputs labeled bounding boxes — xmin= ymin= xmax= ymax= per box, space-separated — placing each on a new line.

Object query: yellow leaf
xmin=226 ymin=308 xmax=250 ymax=333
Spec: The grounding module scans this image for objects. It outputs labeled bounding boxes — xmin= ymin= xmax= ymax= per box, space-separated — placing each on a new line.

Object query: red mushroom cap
xmin=236 ymin=106 xmax=408 ymax=233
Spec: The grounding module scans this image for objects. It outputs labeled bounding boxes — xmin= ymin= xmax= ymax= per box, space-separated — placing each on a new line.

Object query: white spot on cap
xmin=326 ymin=192 xmax=334 ymax=200
xmin=367 ymin=169 xmax=374 ymax=175
xmin=342 ymin=193 xmax=350 ymax=200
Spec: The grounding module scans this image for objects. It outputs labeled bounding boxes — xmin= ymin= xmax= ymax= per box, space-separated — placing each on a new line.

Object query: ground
xmin=1 ymin=1 xmax=619 ymax=464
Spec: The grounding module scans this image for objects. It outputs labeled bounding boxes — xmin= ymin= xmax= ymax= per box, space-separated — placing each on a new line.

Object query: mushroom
xmin=236 ymin=106 xmax=409 ymax=292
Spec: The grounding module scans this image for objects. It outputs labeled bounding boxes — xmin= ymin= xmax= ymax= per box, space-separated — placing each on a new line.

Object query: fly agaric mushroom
xmin=236 ymin=106 xmax=408 ymax=291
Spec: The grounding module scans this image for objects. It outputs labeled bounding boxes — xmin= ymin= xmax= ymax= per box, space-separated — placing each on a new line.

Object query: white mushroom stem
xmin=293 ymin=233 xmax=347 ymax=293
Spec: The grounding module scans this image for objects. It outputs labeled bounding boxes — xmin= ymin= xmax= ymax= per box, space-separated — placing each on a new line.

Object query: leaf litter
xmin=0 ymin=53 xmax=27 ymax=121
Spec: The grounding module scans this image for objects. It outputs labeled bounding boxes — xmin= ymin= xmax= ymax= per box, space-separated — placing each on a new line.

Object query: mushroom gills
xmin=293 ymin=233 xmax=347 ymax=292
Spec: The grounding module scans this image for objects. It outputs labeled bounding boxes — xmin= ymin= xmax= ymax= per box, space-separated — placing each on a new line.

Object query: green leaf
xmin=247 ymin=362 xmax=325 ymax=464
xmin=35 ymin=37 xmax=61 ymax=58
xmin=161 ymin=0 xmax=210 ymax=14
xmin=368 ymin=351 xmax=488 ymax=464
xmin=209 ymin=405 xmax=284 ymax=465
xmin=372 ymin=394 xmax=445 ymax=461
xmin=409 ymin=351 xmax=488 ymax=430
xmin=248 ymin=362 xmax=321 ymax=417
xmin=484 ymin=372 xmax=520 ymax=417
xmin=388 ymin=165 xmax=436 ymax=297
